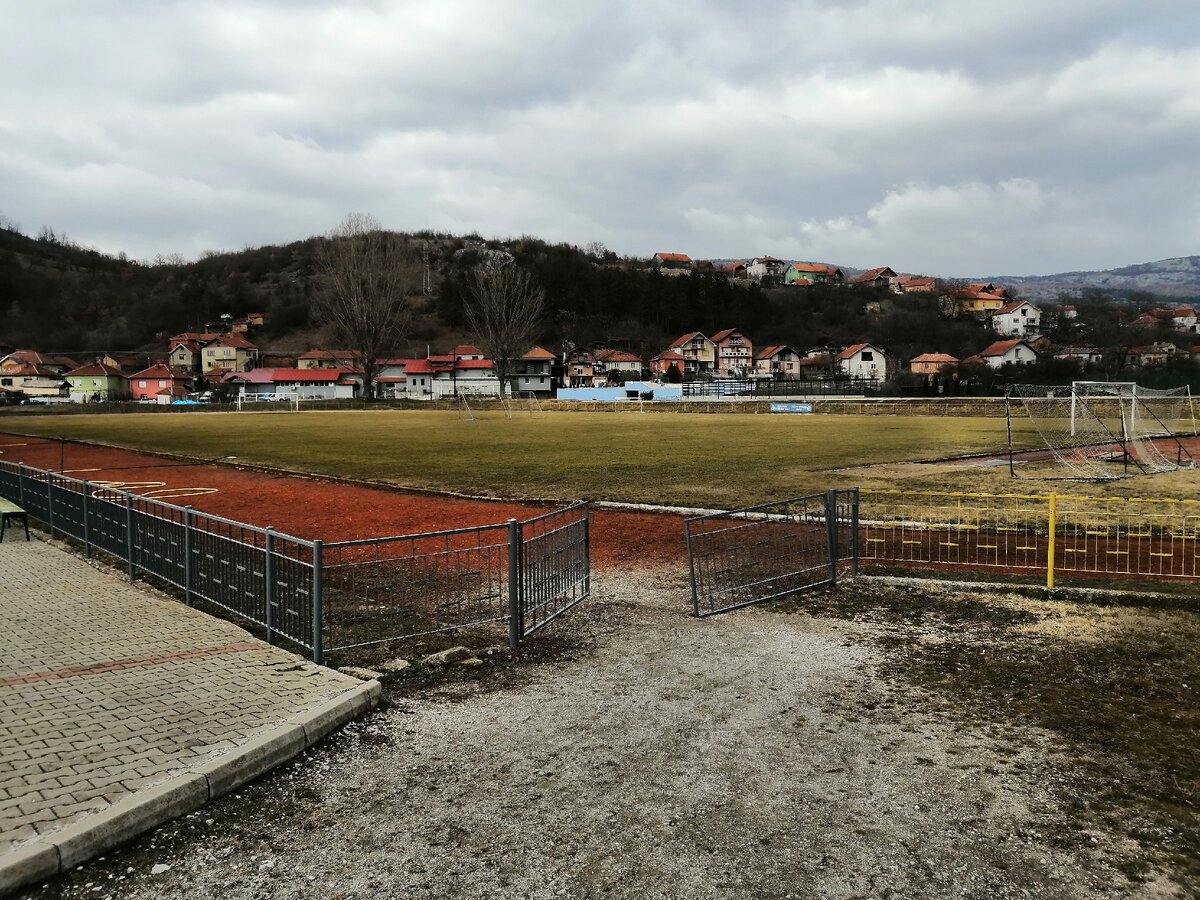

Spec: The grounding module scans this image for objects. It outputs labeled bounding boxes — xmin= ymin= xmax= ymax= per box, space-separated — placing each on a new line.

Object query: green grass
xmin=0 ymin=409 xmax=1029 ymax=506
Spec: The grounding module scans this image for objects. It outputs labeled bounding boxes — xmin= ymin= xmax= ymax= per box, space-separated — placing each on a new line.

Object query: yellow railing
xmin=859 ymin=489 xmax=1200 ymax=587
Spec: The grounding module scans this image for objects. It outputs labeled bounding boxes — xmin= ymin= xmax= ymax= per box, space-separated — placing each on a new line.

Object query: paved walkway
xmin=0 ymin=538 xmax=378 ymax=893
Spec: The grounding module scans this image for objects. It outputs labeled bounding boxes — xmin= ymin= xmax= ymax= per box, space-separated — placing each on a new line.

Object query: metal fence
xmin=0 ymin=461 xmax=592 ymax=663
xmin=685 ymin=489 xmax=859 ymax=617
xmin=682 ymin=378 xmax=880 ymax=399
xmin=0 ymin=460 xmax=320 ymax=656
xmin=859 ymin=489 xmax=1200 ymax=586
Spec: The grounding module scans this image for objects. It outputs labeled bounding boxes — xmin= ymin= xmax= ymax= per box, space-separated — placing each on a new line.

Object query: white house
xmin=837 ymin=343 xmax=889 ymax=379
xmin=222 ymin=368 xmax=359 ymax=400
xmin=991 ymin=301 xmax=1042 ymax=337
xmin=745 ymin=257 xmax=787 ymax=281
xmin=509 ymin=347 xmax=556 ymax=395
xmin=973 ymin=339 xmax=1038 ymax=370
xmin=1053 ymin=346 xmax=1104 ymax=366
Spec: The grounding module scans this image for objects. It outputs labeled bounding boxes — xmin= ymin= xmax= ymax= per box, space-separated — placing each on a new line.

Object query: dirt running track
xmin=0 ymin=436 xmax=687 ymax=570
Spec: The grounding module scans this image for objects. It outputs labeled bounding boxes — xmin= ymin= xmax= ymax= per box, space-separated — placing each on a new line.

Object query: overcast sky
xmin=2 ymin=1 xmax=1198 ymax=276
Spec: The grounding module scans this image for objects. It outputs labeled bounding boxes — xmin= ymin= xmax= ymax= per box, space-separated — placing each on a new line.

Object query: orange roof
xmin=911 ymin=353 xmax=958 ymax=363
xmin=670 ymin=332 xmax=709 ymax=348
xmin=129 ymin=363 xmax=193 ymax=381
xmin=979 ymin=339 xmax=1029 ymax=357
xmin=452 ymin=344 xmax=484 ymax=356
xmin=596 ymin=349 xmax=642 ymax=363
xmin=756 ymin=344 xmax=798 ymax=360
xmin=66 ymin=363 xmax=127 ymax=378
xmin=209 ymin=333 xmax=258 ymax=350
xmin=653 ymin=252 xmax=691 ymax=263
xmin=837 ymin=343 xmax=868 ymax=360
xmin=709 ymin=328 xmax=743 ymax=343
xmin=848 ymin=266 xmax=896 ymax=284
xmin=652 ymin=350 xmax=685 ymax=361
xmin=788 ymin=263 xmax=840 ymax=275
xmin=994 ymin=300 xmax=1033 ymax=316
xmin=521 ymin=346 xmax=557 ymax=360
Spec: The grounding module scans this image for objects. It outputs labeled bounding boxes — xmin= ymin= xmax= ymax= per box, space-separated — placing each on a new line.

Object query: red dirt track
xmin=0 ymin=436 xmax=687 ymax=570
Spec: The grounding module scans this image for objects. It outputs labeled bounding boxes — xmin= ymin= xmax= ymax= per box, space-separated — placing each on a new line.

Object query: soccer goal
xmin=1008 ymin=382 xmax=1196 ymax=479
xmin=512 ymin=391 xmax=547 ymax=419
xmin=458 ymin=392 xmax=477 ymax=421
xmin=235 ymin=392 xmax=301 ymax=412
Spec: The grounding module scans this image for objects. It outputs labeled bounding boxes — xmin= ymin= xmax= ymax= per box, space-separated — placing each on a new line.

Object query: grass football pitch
xmin=5 ymin=408 xmax=1196 ymax=505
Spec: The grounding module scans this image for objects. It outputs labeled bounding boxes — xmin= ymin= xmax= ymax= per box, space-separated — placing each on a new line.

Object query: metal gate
xmin=510 ymin=503 xmax=591 ymax=645
xmin=685 ymin=489 xmax=859 ymax=617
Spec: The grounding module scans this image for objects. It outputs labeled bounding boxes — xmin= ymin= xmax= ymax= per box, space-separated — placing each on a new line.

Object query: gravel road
xmin=18 ymin=568 xmax=1175 ymax=900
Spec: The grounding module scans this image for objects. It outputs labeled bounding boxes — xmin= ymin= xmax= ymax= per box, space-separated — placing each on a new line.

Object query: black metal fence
xmin=685 ymin=489 xmax=859 ymax=617
xmin=0 ymin=460 xmax=320 ymax=656
xmin=0 ymin=461 xmax=592 ymax=662
xmin=682 ymin=378 xmax=880 ymax=399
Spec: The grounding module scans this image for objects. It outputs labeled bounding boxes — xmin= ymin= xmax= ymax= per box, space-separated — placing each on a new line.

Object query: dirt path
xmin=16 ymin=568 xmax=1159 ymax=900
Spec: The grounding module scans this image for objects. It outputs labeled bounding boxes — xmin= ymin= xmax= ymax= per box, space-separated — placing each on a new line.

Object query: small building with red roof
xmin=652 ymin=252 xmax=692 ymax=269
xmin=65 ymin=362 xmax=130 ymax=403
xmin=977 ymin=339 xmax=1037 ymax=370
xmin=784 ymin=263 xmax=844 ymax=286
xmin=755 ymin=344 xmax=803 ymax=377
xmin=668 ymin=332 xmax=716 ymax=374
xmin=847 ymin=266 xmax=898 ymax=290
xmin=991 ymin=300 xmax=1042 ymax=337
xmin=909 ymin=353 xmax=959 ymax=377
xmin=650 ymin=350 xmax=687 ymax=379
xmin=129 ymin=363 xmax=194 ymax=403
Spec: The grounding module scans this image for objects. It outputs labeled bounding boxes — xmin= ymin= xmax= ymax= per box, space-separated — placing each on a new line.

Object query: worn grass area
xmin=1 ymin=409 xmax=1033 ymax=506
xmin=772 ymin=582 xmax=1200 ymax=885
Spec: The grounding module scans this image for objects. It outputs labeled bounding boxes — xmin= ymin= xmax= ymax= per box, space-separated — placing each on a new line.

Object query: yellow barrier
xmin=859 ymin=489 xmax=1200 ymax=586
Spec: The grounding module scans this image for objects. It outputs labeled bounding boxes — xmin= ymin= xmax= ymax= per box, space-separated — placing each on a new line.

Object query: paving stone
xmin=0 ymin=540 xmax=361 ymax=857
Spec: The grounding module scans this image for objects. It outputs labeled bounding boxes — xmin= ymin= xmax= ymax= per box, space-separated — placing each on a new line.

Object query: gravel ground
xmin=16 ymin=568 xmax=1182 ymax=900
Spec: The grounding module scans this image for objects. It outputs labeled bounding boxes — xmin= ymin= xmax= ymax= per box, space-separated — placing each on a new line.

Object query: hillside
xmin=982 ymin=256 xmax=1200 ymax=300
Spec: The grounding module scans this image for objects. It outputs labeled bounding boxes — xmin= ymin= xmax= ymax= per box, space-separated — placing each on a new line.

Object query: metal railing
xmin=0 ymin=461 xmax=593 ymax=663
xmin=685 ymin=489 xmax=859 ymax=617
xmin=682 ymin=378 xmax=880 ymax=399
xmin=859 ymin=489 xmax=1200 ymax=586
xmin=0 ymin=460 xmax=320 ymax=656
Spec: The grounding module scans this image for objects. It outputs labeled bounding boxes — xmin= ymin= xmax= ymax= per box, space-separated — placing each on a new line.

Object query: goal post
xmin=1010 ymin=382 xmax=1195 ymax=479
xmin=235 ymin=391 xmax=301 ymax=412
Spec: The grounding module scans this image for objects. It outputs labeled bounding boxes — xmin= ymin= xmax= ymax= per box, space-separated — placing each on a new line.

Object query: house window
xmin=159 ymin=380 xmax=167 ymax=388
xmin=139 ymin=380 xmax=147 ymax=387
xmin=861 ymin=351 xmax=874 ymax=361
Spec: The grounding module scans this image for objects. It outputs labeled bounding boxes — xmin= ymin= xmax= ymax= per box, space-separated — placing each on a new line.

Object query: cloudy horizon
xmin=2 ymin=0 xmax=1198 ymax=277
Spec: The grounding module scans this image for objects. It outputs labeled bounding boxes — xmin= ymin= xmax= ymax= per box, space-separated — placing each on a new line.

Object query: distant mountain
xmin=981 ymin=256 xmax=1200 ymax=300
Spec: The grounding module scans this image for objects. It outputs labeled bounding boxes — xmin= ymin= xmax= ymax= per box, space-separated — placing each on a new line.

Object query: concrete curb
xmin=0 ymin=679 xmax=381 ymax=897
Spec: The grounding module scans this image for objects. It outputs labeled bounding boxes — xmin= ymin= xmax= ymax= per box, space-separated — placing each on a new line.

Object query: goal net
xmin=1009 ymin=382 xmax=1196 ymax=479
xmin=235 ymin=392 xmax=301 ymax=412
xmin=511 ymin=390 xmax=546 ymax=419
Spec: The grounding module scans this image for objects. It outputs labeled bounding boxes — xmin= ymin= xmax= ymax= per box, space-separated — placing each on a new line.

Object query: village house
xmin=838 ymin=343 xmax=889 ymax=379
xmin=895 ymin=275 xmax=938 ymax=293
xmin=722 ymin=260 xmax=749 ymax=280
xmin=909 ymin=353 xmax=959 ymax=377
xmin=784 ymin=263 xmax=843 ymax=286
xmin=650 ymin=350 xmax=686 ymax=379
xmin=991 ymin=300 xmax=1042 ymax=337
xmin=222 ymin=368 xmax=360 ymax=400
xmin=200 ymin=333 xmax=260 ymax=374
xmin=565 ymin=350 xmax=599 ymax=388
xmin=297 ymin=350 xmax=358 ymax=370
xmin=0 ymin=363 xmax=69 ymax=399
xmin=957 ymin=283 xmax=1012 ymax=317
xmin=847 ymin=267 xmax=897 ymax=290
xmin=669 ymin=332 xmax=717 ymax=374
xmin=167 ymin=334 xmax=220 ymax=373
xmin=595 ymin=349 xmax=644 ymax=378
xmin=971 ymin=339 xmax=1038 ymax=370
xmin=745 ymin=257 xmax=787 ymax=281
xmin=1053 ymin=345 xmax=1105 ymax=367
xmin=754 ymin=345 xmax=803 ymax=377
xmin=0 ymin=350 xmax=79 ymax=374
xmin=1127 ymin=343 xmax=1178 ymax=367
xmin=510 ymin=346 xmax=557 ymax=395
xmin=709 ymin=328 xmax=754 ymax=376
xmin=652 ymin=252 xmax=692 ymax=269
xmin=128 ymin=363 xmax=194 ymax=403
xmin=65 ymin=363 xmax=130 ymax=402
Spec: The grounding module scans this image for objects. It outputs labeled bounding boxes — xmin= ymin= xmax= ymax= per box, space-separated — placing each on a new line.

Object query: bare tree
xmin=463 ymin=267 xmax=545 ymax=396
xmin=314 ymin=213 xmax=416 ymax=399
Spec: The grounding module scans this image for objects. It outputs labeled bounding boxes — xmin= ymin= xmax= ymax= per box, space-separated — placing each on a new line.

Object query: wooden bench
xmin=0 ymin=498 xmax=30 ymax=542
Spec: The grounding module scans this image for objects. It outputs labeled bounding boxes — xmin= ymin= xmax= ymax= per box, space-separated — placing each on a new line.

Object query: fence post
xmin=124 ymin=493 xmax=135 ymax=583
xmin=47 ymin=473 xmax=55 ymax=537
xmin=183 ymin=506 xmax=194 ymax=606
xmin=507 ymin=519 xmax=522 ymax=650
xmin=582 ymin=507 xmax=591 ymax=597
xmin=311 ymin=540 xmax=324 ymax=665
xmin=1046 ymin=493 xmax=1057 ymax=590
xmin=684 ymin=520 xmax=701 ymax=617
xmin=850 ymin=488 xmax=861 ymax=576
xmin=18 ymin=464 xmax=24 ymax=508
xmin=82 ymin=480 xmax=91 ymax=559
xmin=825 ymin=490 xmax=839 ymax=588
xmin=264 ymin=528 xmax=275 ymax=645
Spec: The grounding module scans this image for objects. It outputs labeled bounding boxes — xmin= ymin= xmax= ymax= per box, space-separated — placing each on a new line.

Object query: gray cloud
xmin=2 ymin=0 xmax=1198 ymax=275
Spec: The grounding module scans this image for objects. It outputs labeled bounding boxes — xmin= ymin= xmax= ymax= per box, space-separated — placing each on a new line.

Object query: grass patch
xmin=772 ymin=582 xmax=1200 ymax=884
xmin=2 ymin=409 xmax=1035 ymax=506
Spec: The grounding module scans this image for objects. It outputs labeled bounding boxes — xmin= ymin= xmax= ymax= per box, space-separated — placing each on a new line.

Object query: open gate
xmin=685 ymin=489 xmax=858 ymax=617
